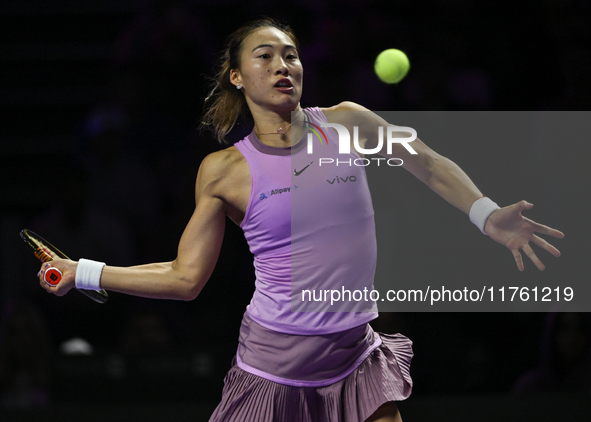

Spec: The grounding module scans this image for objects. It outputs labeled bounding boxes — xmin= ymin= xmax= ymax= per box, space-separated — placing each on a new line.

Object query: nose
xmin=274 ymin=57 xmax=289 ymax=75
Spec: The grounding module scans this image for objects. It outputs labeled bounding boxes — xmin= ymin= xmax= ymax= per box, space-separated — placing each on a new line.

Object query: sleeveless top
xmin=233 ymin=107 xmax=379 ymax=336
xmin=232 ymin=107 xmax=382 ymax=386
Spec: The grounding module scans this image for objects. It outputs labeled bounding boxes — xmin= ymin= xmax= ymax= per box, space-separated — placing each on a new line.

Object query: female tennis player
xmin=38 ymin=18 xmax=564 ymax=422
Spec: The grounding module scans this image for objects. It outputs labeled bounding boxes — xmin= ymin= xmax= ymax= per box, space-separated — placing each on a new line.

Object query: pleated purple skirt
xmin=209 ymin=333 xmax=413 ymax=422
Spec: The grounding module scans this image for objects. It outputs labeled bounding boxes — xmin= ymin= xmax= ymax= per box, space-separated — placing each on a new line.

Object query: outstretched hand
xmin=484 ymin=201 xmax=564 ymax=271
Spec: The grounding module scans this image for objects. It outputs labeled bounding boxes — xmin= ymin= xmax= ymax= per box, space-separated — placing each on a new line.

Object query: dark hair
xmin=200 ymin=18 xmax=299 ymax=144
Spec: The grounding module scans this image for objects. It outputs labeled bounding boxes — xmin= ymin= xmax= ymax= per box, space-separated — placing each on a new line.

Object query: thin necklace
xmin=255 ymin=111 xmax=305 ymax=137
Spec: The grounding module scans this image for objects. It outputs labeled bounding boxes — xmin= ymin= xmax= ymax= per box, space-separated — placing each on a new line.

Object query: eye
xmin=258 ymin=53 xmax=271 ymax=59
xmin=287 ymin=53 xmax=298 ymax=60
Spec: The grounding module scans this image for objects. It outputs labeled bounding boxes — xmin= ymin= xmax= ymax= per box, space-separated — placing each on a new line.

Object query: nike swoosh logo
xmin=294 ymin=162 xmax=313 ymax=176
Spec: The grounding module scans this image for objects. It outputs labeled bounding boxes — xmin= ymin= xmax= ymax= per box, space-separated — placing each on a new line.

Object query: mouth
xmin=274 ymin=79 xmax=294 ymax=92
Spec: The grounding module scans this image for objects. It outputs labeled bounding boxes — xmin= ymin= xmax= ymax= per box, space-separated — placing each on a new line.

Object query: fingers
xmin=37 ymin=260 xmax=67 ymax=294
xmin=517 ymin=200 xmax=564 ymax=238
xmin=512 ymin=249 xmax=524 ymax=272
xmin=516 ymin=200 xmax=534 ymax=212
xmin=522 ymin=217 xmax=565 ymax=239
xmin=522 ymin=243 xmax=545 ymax=271
xmin=537 ymin=224 xmax=565 ymax=239
xmin=531 ymin=234 xmax=561 ymax=257
xmin=38 ymin=265 xmax=54 ymax=291
xmin=511 ymin=233 xmax=562 ymax=271
xmin=505 ymin=201 xmax=563 ymax=271
xmin=37 ymin=262 xmax=51 ymax=284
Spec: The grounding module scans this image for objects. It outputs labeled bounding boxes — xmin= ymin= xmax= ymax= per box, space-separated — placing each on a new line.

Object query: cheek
xmin=294 ymin=71 xmax=303 ymax=84
xmin=293 ymin=65 xmax=303 ymax=79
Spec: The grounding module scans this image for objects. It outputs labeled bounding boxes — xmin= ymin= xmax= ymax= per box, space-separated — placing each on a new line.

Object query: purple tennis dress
xmin=209 ymin=107 xmax=413 ymax=422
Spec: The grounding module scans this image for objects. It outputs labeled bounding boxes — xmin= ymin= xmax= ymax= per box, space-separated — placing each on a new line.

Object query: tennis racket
xmin=20 ymin=229 xmax=109 ymax=304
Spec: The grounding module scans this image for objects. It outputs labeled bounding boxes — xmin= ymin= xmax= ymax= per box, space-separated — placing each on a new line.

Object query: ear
xmin=230 ymin=69 xmax=242 ymax=89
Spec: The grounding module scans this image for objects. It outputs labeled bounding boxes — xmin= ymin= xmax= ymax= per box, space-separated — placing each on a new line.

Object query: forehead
xmin=242 ymin=26 xmax=296 ymax=51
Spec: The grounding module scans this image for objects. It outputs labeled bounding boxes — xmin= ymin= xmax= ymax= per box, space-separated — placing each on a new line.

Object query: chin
xmin=276 ymin=97 xmax=301 ymax=111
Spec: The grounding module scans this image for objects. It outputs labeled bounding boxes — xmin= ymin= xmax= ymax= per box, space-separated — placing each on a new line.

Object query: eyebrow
xmin=251 ymin=43 xmax=297 ymax=52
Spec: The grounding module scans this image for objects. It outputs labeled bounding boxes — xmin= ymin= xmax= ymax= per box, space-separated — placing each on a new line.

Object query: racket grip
xmin=44 ymin=267 xmax=62 ymax=286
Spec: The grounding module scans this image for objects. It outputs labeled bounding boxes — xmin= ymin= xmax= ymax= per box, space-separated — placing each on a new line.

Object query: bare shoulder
xmin=320 ymin=101 xmax=379 ymax=128
xmin=199 ymin=145 xmax=244 ymax=176
xmin=198 ymin=146 xmax=247 ymax=191
xmin=196 ymin=146 xmax=250 ymax=215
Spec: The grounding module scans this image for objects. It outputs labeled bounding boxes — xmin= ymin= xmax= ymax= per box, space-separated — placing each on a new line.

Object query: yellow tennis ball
xmin=374 ymin=49 xmax=410 ymax=84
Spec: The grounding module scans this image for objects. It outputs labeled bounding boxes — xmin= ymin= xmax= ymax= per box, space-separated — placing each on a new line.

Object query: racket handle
xmin=44 ymin=267 xmax=62 ymax=286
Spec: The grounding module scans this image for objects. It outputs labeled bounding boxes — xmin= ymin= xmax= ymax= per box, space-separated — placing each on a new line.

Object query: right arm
xmin=39 ymin=152 xmax=231 ymax=301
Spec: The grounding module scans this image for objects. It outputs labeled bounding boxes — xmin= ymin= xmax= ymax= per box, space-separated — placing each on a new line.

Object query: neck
xmin=251 ymin=105 xmax=305 ymax=147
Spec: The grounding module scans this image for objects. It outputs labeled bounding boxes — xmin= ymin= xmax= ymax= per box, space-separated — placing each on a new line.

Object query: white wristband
xmin=469 ymin=197 xmax=501 ymax=235
xmin=75 ymin=259 xmax=106 ymax=290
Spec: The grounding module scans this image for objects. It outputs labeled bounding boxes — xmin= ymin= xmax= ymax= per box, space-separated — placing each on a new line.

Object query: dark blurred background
xmin=1 ymin=0 xmax=590 ymax=421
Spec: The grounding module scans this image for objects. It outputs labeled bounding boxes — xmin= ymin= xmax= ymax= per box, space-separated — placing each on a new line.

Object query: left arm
xmin=323 ymin=101 xmax=483 ymax=213
xmin=382 ymin=132 xmax=483 ymax=215
xmin=323 ymin=101 xmax=564 ymax=271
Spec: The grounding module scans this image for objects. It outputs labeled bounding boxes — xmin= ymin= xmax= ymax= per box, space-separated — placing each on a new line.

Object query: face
xmin=230 ymin=26 xmax=303 ymax=114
